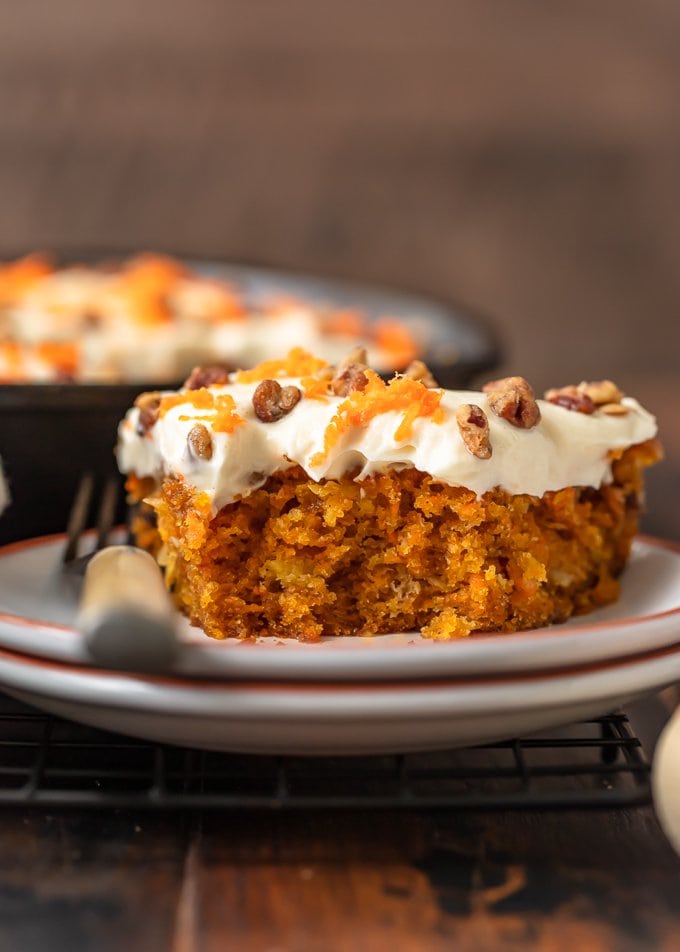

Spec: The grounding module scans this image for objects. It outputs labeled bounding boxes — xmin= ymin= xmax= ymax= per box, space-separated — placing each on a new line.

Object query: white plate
xmin=1 ymin=533 xmax=680 ymax=681
xmin=1 ymin=641 xmax=680 ymax=754
xmin=0 ymin=533 xmax=679 ymax=681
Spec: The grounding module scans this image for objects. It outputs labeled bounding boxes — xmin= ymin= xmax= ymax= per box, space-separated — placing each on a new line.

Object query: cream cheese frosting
xmin=116 ymin=373 xmax=658 ymax=514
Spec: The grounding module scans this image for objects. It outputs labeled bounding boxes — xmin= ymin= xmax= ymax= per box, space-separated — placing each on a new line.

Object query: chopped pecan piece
xmin=331 ymin=366 xmax=369 ymax=397
xmin=456 ymin=404 xmax=492 ymax=459
xmin=81 ymin=310 xmax=102 ymax=329
xmin=404 ymin=360 xmax=439 ymax=388
xmin=600 ymin=402 xmax=629 ymax=416
xmin=183 ymin=365 xmax=231 ymax=390
xmin=544 ymin=385 xmax=595 ymax=414
xmin=339 ymin=345 xmax=368 ymax=366
xmin=134 ymin=391 xmax=162 ymax=435
xmin=187 ymin=423 xmax=213 ymax=460
xmin=578 ymin=379 xmax=623 ymax=406
xmin=482 ymin=376 xmax=540 ymax=429
xmin=331 ymin=346 xmax=369 ymax=397
xmin=253 ymin=379 xmax=302 ymax=422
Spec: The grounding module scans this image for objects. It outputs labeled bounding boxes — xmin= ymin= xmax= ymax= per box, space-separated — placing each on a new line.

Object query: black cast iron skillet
xmin=0 ymin=257 xmax=501 ymax=544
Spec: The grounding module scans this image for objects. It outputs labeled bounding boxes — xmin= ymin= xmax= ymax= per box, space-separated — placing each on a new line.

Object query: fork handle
xmin=78 ymin=546 xmax=179 ymax=673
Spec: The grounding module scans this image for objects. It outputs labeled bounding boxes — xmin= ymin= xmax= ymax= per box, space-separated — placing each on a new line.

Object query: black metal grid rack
xmin=0 ymin=694 xmax=651 ymax=811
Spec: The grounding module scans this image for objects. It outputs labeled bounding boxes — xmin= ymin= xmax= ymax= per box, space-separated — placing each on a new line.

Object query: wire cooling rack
xmin=0 ymin=693 xmax=651 ymax=810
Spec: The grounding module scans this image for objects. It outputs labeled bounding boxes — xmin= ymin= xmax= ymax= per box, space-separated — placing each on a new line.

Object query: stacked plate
xmin=0 ymin=532 xmax=679 ymax=755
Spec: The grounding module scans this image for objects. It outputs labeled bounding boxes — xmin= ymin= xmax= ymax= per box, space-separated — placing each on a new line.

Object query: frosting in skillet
xmin=0 ymin=255 xmax=419 ymax=383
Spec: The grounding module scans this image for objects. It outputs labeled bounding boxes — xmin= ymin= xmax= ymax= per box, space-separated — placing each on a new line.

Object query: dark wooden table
xmin=0 ymin=801 xmax=676 ymax=952
xmin=0 ymin=691 xmax=676 ymax=952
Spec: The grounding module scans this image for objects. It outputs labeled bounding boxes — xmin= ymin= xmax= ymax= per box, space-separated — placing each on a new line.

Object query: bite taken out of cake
xmin=116 ymin=348 xmax=661 ymax=641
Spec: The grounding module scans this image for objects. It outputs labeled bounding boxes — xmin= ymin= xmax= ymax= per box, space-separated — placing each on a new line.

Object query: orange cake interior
xmin=118 ymin=350 xmax=661 ymax=641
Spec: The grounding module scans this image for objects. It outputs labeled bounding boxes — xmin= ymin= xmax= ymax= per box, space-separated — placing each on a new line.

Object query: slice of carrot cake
xmin=116 ymin=348 xmax=661 ymax=641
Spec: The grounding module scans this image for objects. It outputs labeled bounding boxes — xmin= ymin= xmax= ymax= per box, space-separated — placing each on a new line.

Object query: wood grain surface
xmin=1 ymin=3 xmax=679 ymax=363
xmin=0 ymin=800 xmax=678 ymax=952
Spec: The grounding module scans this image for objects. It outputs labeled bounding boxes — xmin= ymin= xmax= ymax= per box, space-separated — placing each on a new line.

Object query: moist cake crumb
xmin=118 ymin=351 xmax=662 ymax=641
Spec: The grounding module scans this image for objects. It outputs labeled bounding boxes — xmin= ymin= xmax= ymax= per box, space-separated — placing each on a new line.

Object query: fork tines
xmin=62 ymin=473 xmax=122 ymax=564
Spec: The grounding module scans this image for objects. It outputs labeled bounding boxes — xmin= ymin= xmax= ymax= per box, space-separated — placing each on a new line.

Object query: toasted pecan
xmin=253 ymin=379 xmax=302 ymax=422
xmin=134 ymin=391 xmax=162 ymax=435
xmin=456 ymin=403 xmax=492 ymax=459
xmin=578 ymin=379 xmax=624 ymax=406
xmin=183 ymin=365 xmax=231 ymax=390
xmin=544 ymin=385 xmax=595 ymax=414
xmin=187 ymin=423 xmax=213 ymax=460
xmin=483 ymin=376 xmax=540 ymax=429
xmin=403 ymin=360 xmax=439 ymax=388
xmin=331 ymin=346 xmax=369 ymax=397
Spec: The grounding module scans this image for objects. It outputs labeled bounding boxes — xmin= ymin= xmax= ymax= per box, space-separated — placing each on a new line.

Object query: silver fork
xmin=63 ymin=473 xmax=179 ymax=674
xmin=62 ymin=472 xmax=120 ymax=567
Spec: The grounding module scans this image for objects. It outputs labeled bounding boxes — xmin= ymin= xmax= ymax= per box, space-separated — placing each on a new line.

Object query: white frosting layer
xmin=116 ymin=378 xmax=658 ymax=513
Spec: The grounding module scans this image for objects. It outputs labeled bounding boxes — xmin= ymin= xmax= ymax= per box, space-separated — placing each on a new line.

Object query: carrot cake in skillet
xmin=0 ymin=253 xmax=418 ymax=383
xmin=116 ymin=348 xmax=661 ymax=641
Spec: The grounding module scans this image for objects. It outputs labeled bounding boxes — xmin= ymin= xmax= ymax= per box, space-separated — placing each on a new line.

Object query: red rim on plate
xmin=0 ymin=532 xmax=679 ymax=648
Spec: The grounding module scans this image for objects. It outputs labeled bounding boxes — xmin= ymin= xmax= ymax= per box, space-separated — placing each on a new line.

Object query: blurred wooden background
xmin=1 ymin=0 xmax=678 ymax=535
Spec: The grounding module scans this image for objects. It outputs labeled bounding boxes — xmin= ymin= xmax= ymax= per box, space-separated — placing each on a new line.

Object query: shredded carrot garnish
xmin=0 ymin=341 xmax=24 ymax=374
xmin=261 ymin=295 xmax=302 ymax=316
xmin=372 ymin=319 xmax=419 ymax=369
xmin=184 ymin=277 xmax=246 ymax=323
xmin=1 ymin=339 xmax=79 ymax=379
xmin=116 ymin=255 xmax=185 ymax=326
xmin=212 ymin=291 xmax=247 ymax=322
xmin=160 ymin=388 xmax=215 ymax=417
xmin=212 ymin=394 xmax=246 ymax=434
xmin=322 ymin=309 xmax=365 ymax=338
xmin=163 ymin=389 xmax=244 ymax=433
xmin=235 ymin=347 xmax=328 ymax=383
xmin=301 ymin=375 xmax=331 ymax=401
xmin=126 ymin=254 xmax=186 ymax=282
xmin=0 ymin=254 xmax=53 ymax=304
xmin=0 ymin=340 xmax=26 ymax=383
xmin=36 ymin=341 xmax=79 ymax=377
xmin=311 ymin=371 xmax=445 ymax=466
